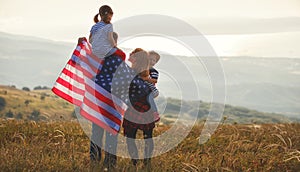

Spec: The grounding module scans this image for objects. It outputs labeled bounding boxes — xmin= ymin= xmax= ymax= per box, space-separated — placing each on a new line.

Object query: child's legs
xmin=90 ymin=123 xmax=104 ymax=161
xmin=124 ymin=126 xmax=139 ymax=162
xmin=143 ymin=129 xmax=154 ymax=160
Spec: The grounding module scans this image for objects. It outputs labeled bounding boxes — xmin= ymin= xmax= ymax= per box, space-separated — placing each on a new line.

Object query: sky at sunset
xmin=1 ymin=0 xmax=300 ymax=57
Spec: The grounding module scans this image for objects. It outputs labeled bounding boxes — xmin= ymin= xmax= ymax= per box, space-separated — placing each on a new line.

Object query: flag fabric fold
xmin=52 ymin=38 xmax=128 ymax=134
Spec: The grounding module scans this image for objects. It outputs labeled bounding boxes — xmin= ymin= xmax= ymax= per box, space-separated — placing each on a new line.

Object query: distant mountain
xmin=0 ymin=32 xmax=299 ymax=117
xmin=0 ymin=31 xmax=74 ymax=89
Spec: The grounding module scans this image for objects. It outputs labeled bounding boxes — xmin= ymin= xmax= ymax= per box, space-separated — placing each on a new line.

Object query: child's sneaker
xmin=153 ymin=112 xmax=160 ymax=122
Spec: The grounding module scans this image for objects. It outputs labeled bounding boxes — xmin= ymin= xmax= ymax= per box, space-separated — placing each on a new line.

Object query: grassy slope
xmin=0 ymin=85 xmax=74 ymax=120
xmin=0 ymin=120 xmax=299 ymax=171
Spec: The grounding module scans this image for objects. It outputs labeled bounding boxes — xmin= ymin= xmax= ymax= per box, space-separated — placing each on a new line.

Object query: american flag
xmin=52 ymin=38 xmax=128 ymax=134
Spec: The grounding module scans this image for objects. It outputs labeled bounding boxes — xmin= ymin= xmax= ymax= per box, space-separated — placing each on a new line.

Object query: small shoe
xmin=132 ymin=159 xmax=138 ymax=166
xmin=153 ymin=112 xmax=160 ymax=122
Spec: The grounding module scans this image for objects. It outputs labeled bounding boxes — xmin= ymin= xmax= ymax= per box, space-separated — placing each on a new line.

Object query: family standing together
xmin=80 ymin=5 xmax=161 ymax=170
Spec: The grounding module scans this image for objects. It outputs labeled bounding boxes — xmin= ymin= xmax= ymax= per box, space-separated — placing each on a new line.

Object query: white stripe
xmin=81 ymin=103 xmax=120 ymax=131
xmin=65 ymin=63 xmax=84 ymax=78
xmin=59 ymin=72 xmax=85 ymax=90
xmin=75 ymin=45 xmax=81 ymax=52
xmin=81 ymin=49 xmax=87 ymax=57
xmin=53 ymin=82 xmax=84 ymax=101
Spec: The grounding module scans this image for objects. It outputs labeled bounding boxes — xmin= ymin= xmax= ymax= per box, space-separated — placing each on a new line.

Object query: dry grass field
xmin=1 ymin=120 xmax=299 ymax=171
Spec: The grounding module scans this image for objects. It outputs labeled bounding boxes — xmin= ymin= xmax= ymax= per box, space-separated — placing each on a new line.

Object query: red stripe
xmin=52 ymin=87 xmax=82 ymax=106
xmin=78 ymin=43 xmax=84 ymax=49
xmin=80 ymin=66 xmax=94 ymax=79
xmin=81 ymin=58 xmax=98 ymax=74
xmin=79 ymin=55 xmax=99 ymax=74
xmin=85 ymin=84 xmax=115 ymax=109
xmin=83 ymin=96 xmax=121 ymax=125
xmin=68 ymin=59 xmax=94 ymax=79
xmin=67 ymin=59 xmax=78 ymax=67
xmin=85 ymin=84 xmax=126 ymax=116
xmin=83 ymin=77 xmax=126 ymax=115
xmin=89 ymin=52 xmax=101 ymax=62
xmin=80 ymin=109 xmax=118 ymax=135
xmin=84 ymin=47 xmax=102 ymax=63
xmin=61 ymin=67 xmax=84 ymax=84
xmin=113 ymin=49 xmax=126 ymax=61
xmin=73 ymin=49 xmax=81 ymax=57
xmin=66 ymin=59 xmax=80 ymax=70
xmin=69 ymin=57 xmax=95 ymax=79
xmin=56 ymin=77 xmax=85 ymax=95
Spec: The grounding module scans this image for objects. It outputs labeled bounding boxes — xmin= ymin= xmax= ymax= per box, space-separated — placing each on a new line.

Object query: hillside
xmin=0 ymin=85 xmax=296 ymax=124
xmin=0 ymin=85 xmax=74 ymax=121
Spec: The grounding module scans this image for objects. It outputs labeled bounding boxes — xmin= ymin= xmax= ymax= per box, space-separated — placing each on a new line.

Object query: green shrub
xmin=22 ymin=87 xmax=30 ymax=91
xmin=5 ymin=110 xmax=14 ymax=118
xmin=0 ymin=96 xmax=6 ymax=111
